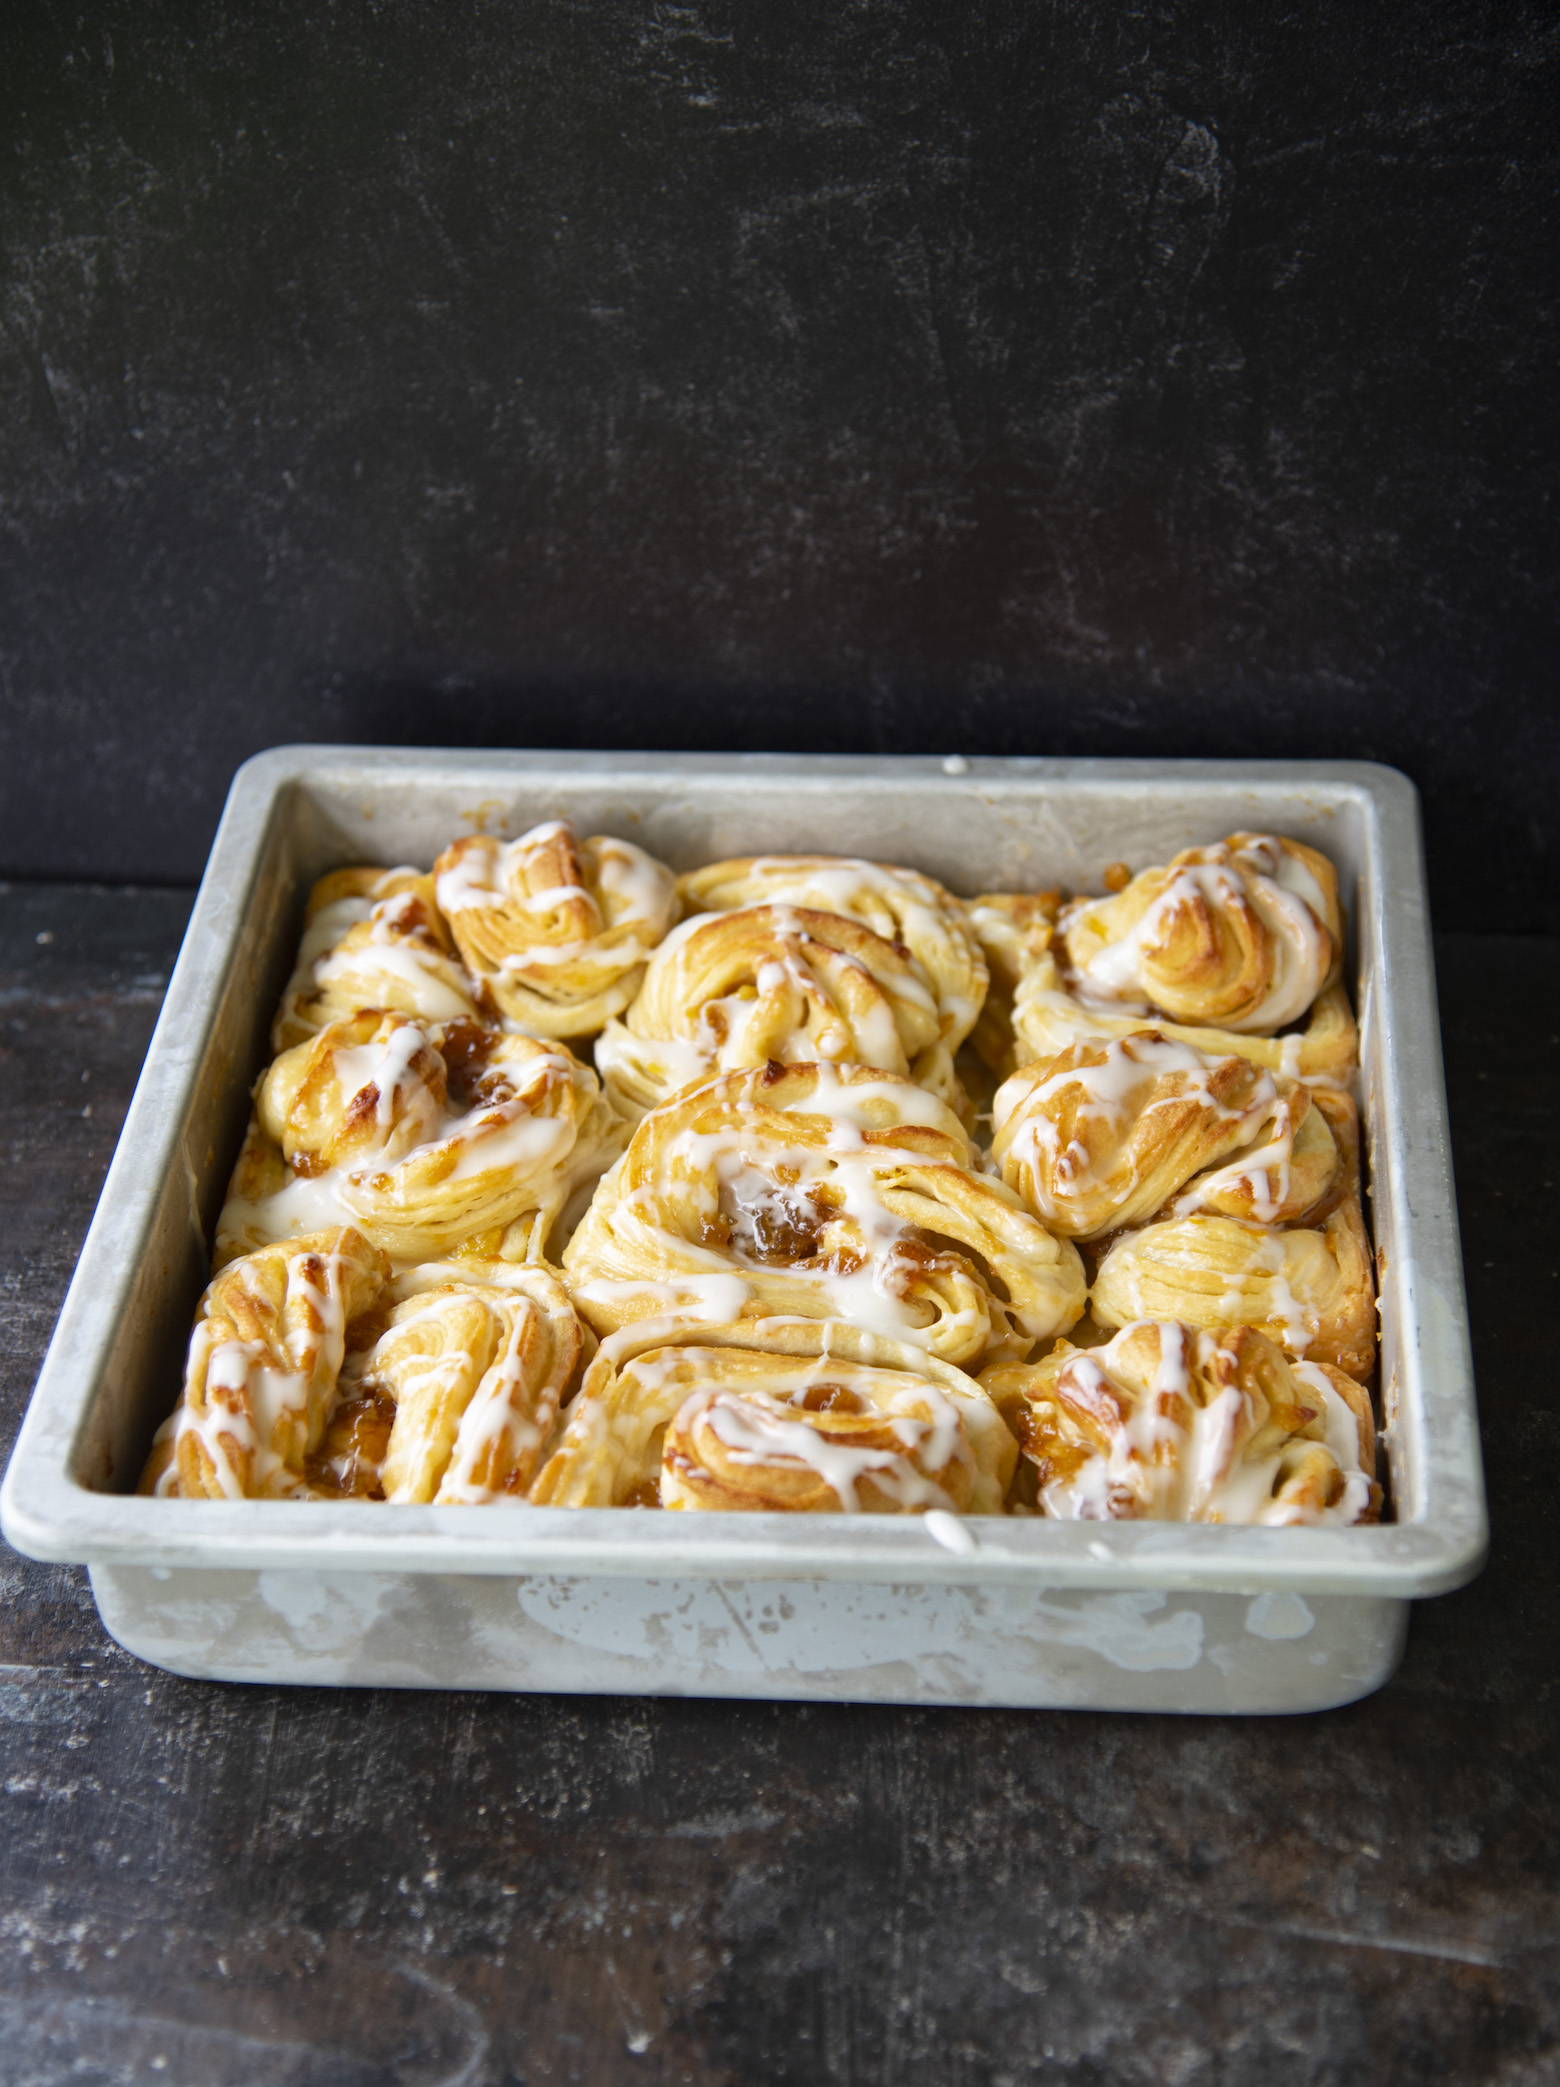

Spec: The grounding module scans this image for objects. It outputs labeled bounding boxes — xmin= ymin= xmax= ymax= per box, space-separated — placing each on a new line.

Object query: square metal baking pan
xmin=0 ymin=750 xmax=1486 ymax=1712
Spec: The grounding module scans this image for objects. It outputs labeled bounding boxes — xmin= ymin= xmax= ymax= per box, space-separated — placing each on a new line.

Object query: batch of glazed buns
xmin=140 ymin=819 xmax=1382 ymax=1526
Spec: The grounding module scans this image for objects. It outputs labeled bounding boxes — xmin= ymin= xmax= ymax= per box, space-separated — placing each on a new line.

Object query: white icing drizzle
xmin=1038 ymin=1320 xmax=1371 ymax=1525
xmin=1063 ymin=838 xmax=1331 ymax=1034
xmin=1069 ymin=868 xmax=1251 ymax=1008
xmin=594 ymin=1024 xmax=711 ymax=1095
xmin=395 ymin=1259 xmax=555 ymax=1297
xmin=787 ymin=1059 xmax=953 ymax=1137
xmin=1233 ymin=834 xmax=1332 ymax=923
xmin=445 ymin=1104 xmax=573 ymax=1181
xmin=996 ymin=1035 xmax=1274 ymax=1221
xmin=576 ymin=1274 xmax=756 ymax=1318
xmin=735 ymin=858 xmax=980 ymax=1037
xmin=220 ymin=1167 xmax=359 ymax=1251
xmin=294 ymin=894 xmax=376 ymax=971
xmin=687 ymin=907 xmax=921 ymax=1073
xmin=222 ymin=1031 xmax=583 ymax=1261
xmin=1290 ymin=1361 xmax=1376 ymax=1525
xmin=594 ymin=835 xmax=679 ymax=933
xmin=434 ymin=837 xmax=531 ymax=914
xmin=923 ymin=1506 xmax=977 ymax=1553
xmin=1170 ymin=1091 xmax=1300 ymax=1223
xmin=1246 ymin=1228 xmax=1315 ymax=1355
xmin=330 ymin=1022 xmax=444 ymax=1148
xmin=637 ymin=1064 xmax=978 ymax=1350
xmin=681 ymin=1384 xmax=964 ymax=1512
xmin=584 ymin=1276 xmax=759 ymax=1367
xmin=169 ymin=1246 xmax=350 ymax=1496
xmin=435 ymin=824 xmax=674 ymax=979
xmin=315 ymin=928 xmax=474 ymax=1020
xmin=438 ymin=1347 xmax=546 ymax=1504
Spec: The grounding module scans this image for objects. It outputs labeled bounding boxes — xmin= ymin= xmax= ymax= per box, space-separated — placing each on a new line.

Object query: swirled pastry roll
xmin=996 ymin=834 xmax=1357 ymax=1083
xmin=561 ymin=1060 xmax=1085 ymax=1368
xmin=675 ymin=855 xmax=989 ymax=1103
xmin=529 ymin=1318 xmax=1015 ymax=1513
xmin=356 ymin=1262 xmax=585 ymax=1503
xmin=1061 ymin=834 xmax=1343 ymax=1032
xmin=981 ymin=1319 xmax=1379 ymax=1523
xmin=273 ymin=868 xmax=482 ymax=1052
xmin=139 ymin=1227 xmax=391 ymax=1498
xmin=218 ymin=1015 xmax=626 ymax=1266
xmin=992 ymin=1032 xmax=1341 ymax=1240
xmin=434 ymin=821 xmax=676 ymax=1037
xmin=1089 ymin=1191 xmax=1375 ymax=1380
xmin=594 ymin=902 xmax=945 ymax=1121
xmin=967 ymin=891 xmax=1063 ymax=1080
xmin=1012 ymin=958 xmax=1357 ymax=1085
xmin=257 ymin=1008 xmax=450 ymax=1172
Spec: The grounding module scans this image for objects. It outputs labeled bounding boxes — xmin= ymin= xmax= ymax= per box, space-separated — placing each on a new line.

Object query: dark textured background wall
xmin=1 ymin=1 xmax=1555 ymax=929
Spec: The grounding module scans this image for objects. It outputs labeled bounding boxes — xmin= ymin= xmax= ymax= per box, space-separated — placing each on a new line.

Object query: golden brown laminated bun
xmin=257 ymin=1008 xmax=451 ymax=1171
xmin=141 ymin=1241 xmax=588 ymax=1506
xmin=983 ymin=833 xmax=1356 ymax=1084
xmin=1013 ymin=967 xmax=1358 ymax=1086
xmin=1061 ymin=833 xmax=1343 ymax=1033
xmin=594 ymin=901 xmax=945 ymax=1121
xmin=561 ymin=1059 xmax=1084 ymax=1370
xmin=981 ymin=1318 xmax=1379 ymax=1523
xmin=272 ymin=868 xmax=482 ymax=1052
xmin=529 ymin=1317 xmax=1014 ymax=1514
xmin=434 ymin=821 xmax=676 ymax=1038
xmin=140 ymin=1227 xmax=391 ymax=1499
xmin=1086 ymin=1086 xmax=1374 ymax=1378
xmin=1089 ymin=1200 xmax=1375 ymax=1380
xmin=358 ymin=1262 xmax=585 ymax=1504
xmin=218 ymin=1017 xmax=626 ymax=1268
xmin=675 ymin=855 xmax=988 ymax=1106
xmin=992 ymin=1031 xmax=1341 ymax=1240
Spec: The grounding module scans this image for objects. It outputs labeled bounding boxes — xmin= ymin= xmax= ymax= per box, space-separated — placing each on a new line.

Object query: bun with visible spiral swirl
xmin=141 ymin=1238 xmax=587 ymax=1504
xmin=992 ymin=1031 xmax=1342 ymax=1240
xmin=675 ymin=855 xmax=988 ymax=1106
xmin=978 ymin=835 xmax=1357 ymax=1083
xmin=529 ymin=1318 xmax=1015 ymax=1513
xmin=357 ymin=1262 xmax=585 ymax=1503
xmin=594 ymin=901 xmax=945 ymax=1121
xmin=434 ymin=821 xmax=676 ymax=1037
xmin=140 ymin=1227 xmax=390 ymax=1498
xmin=273 ymin=868 xmax=482 ymax=1051
xmin=980 ymin=1318 xmax=1379 ymax=1523
xmin=1088 ymin=1091 xmax=1374 ymax=1379
xmin=562 ymin=1059 xmax=1084 ymax=1369
xmin=1061 ymin=833 xmax=1342 ymax=1032
xmin=219 ymin=1016 xmax=626 ymax=1267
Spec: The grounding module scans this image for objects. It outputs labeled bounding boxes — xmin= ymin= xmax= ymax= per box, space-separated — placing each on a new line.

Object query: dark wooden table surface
xmin=1 ymin=882 xmax=1555 ymax=2087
